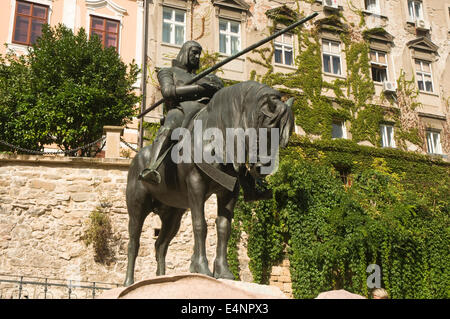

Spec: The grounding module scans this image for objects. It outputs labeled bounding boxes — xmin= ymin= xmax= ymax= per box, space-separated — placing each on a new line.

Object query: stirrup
xmin=139 ymin=168 xmax=161 ymax=185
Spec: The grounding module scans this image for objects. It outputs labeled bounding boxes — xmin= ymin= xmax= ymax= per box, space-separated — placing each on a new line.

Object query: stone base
xmin=315 ymin=289 xmax=366 ymax=299
xmin=97 ymin=273 xmax=289 ymax=299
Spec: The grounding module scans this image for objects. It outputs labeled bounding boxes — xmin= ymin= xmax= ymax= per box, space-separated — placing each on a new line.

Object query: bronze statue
xmin=125 ymin=14 xmax=318 ymax=286
xmin=139 ymin=41 xmax=223 ymax=185
xmin=124 ymin=80 xmax=294 ymax=286
xmin=139 ymin=40 xmax=271 ymax=201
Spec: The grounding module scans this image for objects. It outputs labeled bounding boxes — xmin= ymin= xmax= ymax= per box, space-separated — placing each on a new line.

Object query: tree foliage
xmin=0 ymin=24 xmax=140 ymax=156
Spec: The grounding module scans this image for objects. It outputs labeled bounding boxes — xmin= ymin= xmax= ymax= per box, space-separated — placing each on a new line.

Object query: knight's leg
xmin=187 ymin=167 xmax=212 ymax=277
xmin=140 ymin=109 xmax=183 ymax=184
xmin=214 ymin=187 xmax=239 ymax=280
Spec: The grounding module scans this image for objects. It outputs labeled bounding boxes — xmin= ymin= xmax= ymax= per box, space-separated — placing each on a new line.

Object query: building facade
xmin=144 ymin=0 xmax=450 ymax=159
xmin=0 ymin=0 xmax=144 ymax=155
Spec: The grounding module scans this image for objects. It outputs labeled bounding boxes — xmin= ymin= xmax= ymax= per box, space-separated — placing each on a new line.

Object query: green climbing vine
xmin=227 ymin=2 xmax=449 ymax=299
xmin=229 ymin=137 xmax=450 ymax=298
xmin=82 ymin=200 xmax=116 ymax=264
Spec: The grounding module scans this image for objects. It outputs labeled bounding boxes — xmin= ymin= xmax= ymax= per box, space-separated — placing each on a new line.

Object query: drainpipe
xmin=139 ymin=0 xmax=150 ymax=149
xmin=191 ymin=0 xmax=194 ymax=40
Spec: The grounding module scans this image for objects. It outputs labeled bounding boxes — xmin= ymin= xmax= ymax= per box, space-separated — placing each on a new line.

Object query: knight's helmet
xmin=172 ymin=40 xmax=202 ymax=72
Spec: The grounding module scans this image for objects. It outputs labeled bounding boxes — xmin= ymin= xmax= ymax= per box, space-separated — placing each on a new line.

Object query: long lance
xmin=137 ymin=11 xmax=319 ymax=119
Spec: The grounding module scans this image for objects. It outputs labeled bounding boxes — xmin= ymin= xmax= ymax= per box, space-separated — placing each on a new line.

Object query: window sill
xmin=161 ymin=42 xmax=183 ymax=49
xmin=7 ymin=42 xmax=31 ymax=52
xmin=381 ymin=146 xmax=396 ymax=149
xmin=418 ymin=90 xmax=439 ymax=97
xmin=428 ymin=153 xmax=447 ymax=160
xmin=218 ymin=53 xmax=244 ymax=61
xmin=323 ymin=72 xmax=346 ymax=80
xmin=274 ymin=63 xmax=297 ymax=71
xmin=362 ymin=10 xmax=388 ymax=20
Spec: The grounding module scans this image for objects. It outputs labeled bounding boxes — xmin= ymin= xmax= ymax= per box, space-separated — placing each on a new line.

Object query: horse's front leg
xmin=187 ymin=168 xmax=213 ymax=277
xmin=214 ymin=188 xmax=239 ymax=280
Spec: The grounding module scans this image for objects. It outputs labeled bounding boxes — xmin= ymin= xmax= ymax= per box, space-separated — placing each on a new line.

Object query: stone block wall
xmin=269 ymin=259 xmax=293 ymax=298
xmin=0 ymin=154 xmax=293 ymax=297
xmin=0 ymin=154 xmax=295 ymax=297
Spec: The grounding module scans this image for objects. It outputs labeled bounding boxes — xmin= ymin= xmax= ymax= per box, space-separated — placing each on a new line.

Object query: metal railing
xmin=0 ymin=136 xmax=106 ymax=156
xmin=0 ymin=274 xmax=121 ymax=299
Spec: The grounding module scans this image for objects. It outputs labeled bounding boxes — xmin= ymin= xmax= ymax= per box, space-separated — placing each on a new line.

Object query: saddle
xmin=158 ymin=100 xmax=238 ymax=192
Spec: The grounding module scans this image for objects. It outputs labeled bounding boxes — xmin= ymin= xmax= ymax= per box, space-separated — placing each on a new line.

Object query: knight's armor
xmin=139 ymin=41 xmax=222 ymax=184
xmin=139 ymin=41 xmax=272 ymax=202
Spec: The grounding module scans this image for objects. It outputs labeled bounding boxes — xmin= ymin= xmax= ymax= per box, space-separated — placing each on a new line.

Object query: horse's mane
xmin=205 ymin=81 xmax=281 ymax=133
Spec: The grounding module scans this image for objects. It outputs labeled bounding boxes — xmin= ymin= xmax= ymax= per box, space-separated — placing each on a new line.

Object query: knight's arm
xmin=157 ymin=68 xmax=210 ymax=100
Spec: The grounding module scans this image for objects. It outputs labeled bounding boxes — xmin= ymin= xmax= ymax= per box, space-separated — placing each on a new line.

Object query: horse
xmin=124 ymin=80 xmax=294 ymax=286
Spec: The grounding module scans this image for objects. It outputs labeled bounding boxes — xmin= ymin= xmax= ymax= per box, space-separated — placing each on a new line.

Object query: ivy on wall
xmin=229 ymin=137 xmax=450 ymax=298
xmin=226 ymin=2 xmax=449 ymax=299
xmin=248 ymin=8 xmax=426 ymax=150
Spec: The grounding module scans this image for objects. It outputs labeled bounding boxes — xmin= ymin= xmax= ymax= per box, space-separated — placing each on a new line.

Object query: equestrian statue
xmin=124 ymin=13 xmax=318 ymax=286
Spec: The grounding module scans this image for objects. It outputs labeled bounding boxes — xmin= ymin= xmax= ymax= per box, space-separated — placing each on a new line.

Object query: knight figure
xmin=139 ymin=40 xmax=271 ymax=202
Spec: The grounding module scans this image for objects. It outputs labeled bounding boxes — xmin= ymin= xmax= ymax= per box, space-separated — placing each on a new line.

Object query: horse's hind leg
xmin=124 ymin=199 xmax=151 ymax=287
xmin=155 ymin=207 xmax=184 ymax=276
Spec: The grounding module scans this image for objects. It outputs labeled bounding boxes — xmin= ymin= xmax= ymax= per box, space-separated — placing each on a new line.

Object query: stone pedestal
xmin=103 ymin=126 xmax=124 ymax=158
xmin=97 ymin=273 xmax=289 ymax=299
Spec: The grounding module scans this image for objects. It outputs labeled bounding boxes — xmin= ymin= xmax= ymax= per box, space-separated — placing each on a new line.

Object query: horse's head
xmin=248 ymin=83 xmax=295 ymax=178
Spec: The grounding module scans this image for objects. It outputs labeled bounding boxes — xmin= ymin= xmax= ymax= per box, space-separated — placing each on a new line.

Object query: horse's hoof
xmin=124 ymin=278 xmax=134 ymax=287
xmin=190 ymin=262 xmax=213 ymax=277
xmin=139 ymin=169 xmax=161 ymax=184
xmin=213 ymin=262 xmax=235 ymax=280
xmin=213 ymin=270 xmax=235 ymax=280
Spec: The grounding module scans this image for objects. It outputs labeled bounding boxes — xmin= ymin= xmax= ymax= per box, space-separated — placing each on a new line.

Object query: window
xmin=12 ymin=0 xmax=49 ymax=46
xmin=370 ymin=50 xmax=388 ymax=83
xmin=365 ymin=0 xmax=380 ymax=13
xmin=274 ymin=33 xmax=294 ymax=66
xmin=380 ymin=124 xmax=396 ymax=148
xmin=332 ymin=121 xmax=347 ymax=139
xmin=219 ymin=19 xmax=241 ymax=55
xmin=408 ymin=0 xmax=423 ymax=21
xmin=415 ymin=59 xmax=433 ymax=92
xmin=338 ymin=168 xmax=352 ymax=188
xmin=90 ymin=16 xmax=120 ymax=50
xmin=162 ymin=7 xmax=185 ymax=46
xmin=426 ymin=131 xmax=442 ymax=154
xmin=322 ymin=40 xmax=342 ymax=75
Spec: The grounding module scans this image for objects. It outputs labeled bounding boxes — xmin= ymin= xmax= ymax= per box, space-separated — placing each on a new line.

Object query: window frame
xmin=322 ymin=39 xmax=342 ymax=76
xmin=89 ymin=15 xmax=120 ymax=51
xmin=380 ymin=124 xmax=396 ymax=148
xmin=331 ymin=120 xmax=347 ymax=139
xmin=274 ymin=33 xmax=294 ymax=66
xmin=365 ymin=0 xmax=380 ymax=13
xmin=426 ymin=130 xmax=442 ymax=154
xmin=12 ymin=0 xmax=49 ymax=46
xmin=370 ymin=50 xmax=389 ymax=83
xmin=219 ymin=18 xmax=241 ymax=56
xmin=408 ymin=0 xmax=424 ymax=21
xmin=162 ymin=6 xmax=186 ymax=46
xmin=415 ymin=59 xmax=434 ymax=93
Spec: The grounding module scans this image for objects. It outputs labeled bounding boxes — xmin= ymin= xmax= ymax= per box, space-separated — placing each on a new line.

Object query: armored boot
xmin=239 ymin=168 xmax=273 ymax=202
xmin=139 ymin=127 xmax=172 ymax=184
